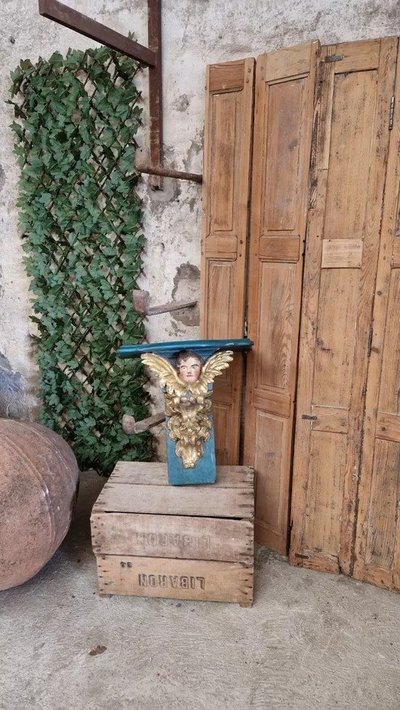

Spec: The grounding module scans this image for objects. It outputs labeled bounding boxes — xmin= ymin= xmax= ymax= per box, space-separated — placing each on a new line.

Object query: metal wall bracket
xmin=133 ymin=290 xmax=198 ymax=317
xmin=38 ymin=0 xmax=202 ymax=188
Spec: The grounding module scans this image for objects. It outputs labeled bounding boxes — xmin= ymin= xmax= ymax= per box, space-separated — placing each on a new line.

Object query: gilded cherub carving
xmin=141 ymin=349 xmax=233 ymax=469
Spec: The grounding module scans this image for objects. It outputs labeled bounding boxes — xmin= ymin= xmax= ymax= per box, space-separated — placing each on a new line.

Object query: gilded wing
xmin=191 ymin=350 xmax=233 ymax=395
xmin=140 ymin=353 xmax=183 ymax=394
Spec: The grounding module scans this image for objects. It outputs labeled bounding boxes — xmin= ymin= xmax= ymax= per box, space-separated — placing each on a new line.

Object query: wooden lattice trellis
xmin=9 ymin=47 xmax=154 ymax=473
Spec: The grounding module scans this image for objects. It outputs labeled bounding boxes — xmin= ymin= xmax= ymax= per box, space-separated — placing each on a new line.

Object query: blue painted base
xmin=166 ymin=422 xmax=216 ymax=486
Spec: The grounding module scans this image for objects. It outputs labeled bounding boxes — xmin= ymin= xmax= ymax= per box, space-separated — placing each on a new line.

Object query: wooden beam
xmin=38 ymin=0 xmax=157 ymax=67
xmin=122 ymin=412 xmax=165 ymax=434
xmin=132 ymin=289 xmax=198 ymax=316
xmin=147 ymin=0 xmax=163 ymax=188
xmin=136 ymin=163 xmax=203 ymax=183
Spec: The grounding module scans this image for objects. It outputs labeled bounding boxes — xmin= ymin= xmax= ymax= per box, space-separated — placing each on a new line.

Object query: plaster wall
xmin=0 ymin=0 xmax=399 ymax=422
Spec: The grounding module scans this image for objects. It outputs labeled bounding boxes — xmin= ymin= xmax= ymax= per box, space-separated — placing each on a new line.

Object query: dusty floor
xmin=1 ymin=471 xmax=399 ymax=710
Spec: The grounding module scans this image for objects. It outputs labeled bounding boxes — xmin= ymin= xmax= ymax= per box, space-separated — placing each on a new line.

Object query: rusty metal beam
xmin=136 ymin=163 xmax=202 ymax=183
xmin=38 ymin=1 xmax=185 ymax=192
xmin=122 ymin=412 xmax=165 ymax=435
xmin=147 ymin=0 xmax=163 ymax=188
xmin=133 ymin=289 xmax=198 ymax=316
xmin=38 ymin=0 xmax=156 ymax=67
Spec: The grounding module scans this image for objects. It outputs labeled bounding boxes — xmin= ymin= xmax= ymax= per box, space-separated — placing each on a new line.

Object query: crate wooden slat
xmin=93 ymin=463 xmax=254 ymax=518
xmin=94 ymin=482 xmax=253 ymax=518
xmin=97 ymin=555 xmax=254 ymax=605
xmin=92 ymin=513 xmax=253 ymax=561
xmin=106 ymin=461 xmax=254 ymax=487
xmin=91 ymin=462 xmax=255 ymax=606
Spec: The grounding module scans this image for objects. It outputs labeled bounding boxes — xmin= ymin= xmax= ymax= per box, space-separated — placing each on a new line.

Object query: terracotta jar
xmin=0 ymin=418 xmax=79 ymax=591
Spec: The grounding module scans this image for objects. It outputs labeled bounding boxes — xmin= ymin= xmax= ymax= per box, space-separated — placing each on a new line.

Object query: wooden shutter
xmin=200 ymin=59 xmax=255 ymax=464
xmin=289 ymin=39 xmax=398 ymax=574
xmin=243 ymin=42 xmax=319 ymax=553
xmin=354 ymin=40 xmax=400 ymax=591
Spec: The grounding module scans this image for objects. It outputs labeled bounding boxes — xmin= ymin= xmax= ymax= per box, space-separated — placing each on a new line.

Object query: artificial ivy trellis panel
xmin=9 ymin=47 xmax=153 ymax=473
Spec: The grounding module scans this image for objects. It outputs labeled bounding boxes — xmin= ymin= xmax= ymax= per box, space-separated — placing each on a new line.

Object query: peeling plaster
xmin=171 ymin=262 xmax=200 ymax=327
xmin=0 ymin=352 xmax=36 ymax=420
xmin=172 ymin=93 xmax=191 ymax=112
xmin=146 ymin=175 xmax=181 ymax=208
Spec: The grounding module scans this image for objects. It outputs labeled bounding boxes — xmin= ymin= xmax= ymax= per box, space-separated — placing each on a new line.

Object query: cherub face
xmin=177 ymin=356 xmax=202 ymax=384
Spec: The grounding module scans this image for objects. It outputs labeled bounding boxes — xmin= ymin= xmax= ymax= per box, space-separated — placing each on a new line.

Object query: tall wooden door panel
xmin=243 ymin=42 xmax=319 ymax=553
xmin=354 ymin=41 xmax=400 ymax=591
xmin=200 ymin=59 xmax=254 ymax=465
xmin=289 ymin=39 xmax=398 ymax=574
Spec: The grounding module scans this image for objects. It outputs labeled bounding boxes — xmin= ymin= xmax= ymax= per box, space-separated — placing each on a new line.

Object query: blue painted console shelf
xmin=117 ymin=338 xmax=253 ymax=485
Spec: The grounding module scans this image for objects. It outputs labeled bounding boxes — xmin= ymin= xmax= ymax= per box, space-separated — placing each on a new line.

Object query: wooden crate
xmin=91 ymin=462 xmax=255 ymax=606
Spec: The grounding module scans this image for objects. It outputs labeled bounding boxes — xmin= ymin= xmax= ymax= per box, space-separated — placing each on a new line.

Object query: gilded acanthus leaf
xmin=191 ymin=351 xmax=233 ymax=395
xmin=140 ymin=353 xmax=184 ymax=393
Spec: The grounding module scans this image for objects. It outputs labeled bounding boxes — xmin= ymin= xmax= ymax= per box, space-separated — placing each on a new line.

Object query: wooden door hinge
xmin=389 ymin=96 xmax=395 ymax=131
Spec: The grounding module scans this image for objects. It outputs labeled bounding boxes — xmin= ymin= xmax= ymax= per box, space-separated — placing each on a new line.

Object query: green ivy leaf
xmin=10 ymin=46 xmax=152 ymax=474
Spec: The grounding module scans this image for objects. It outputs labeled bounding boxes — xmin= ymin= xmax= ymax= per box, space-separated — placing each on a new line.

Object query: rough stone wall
xmin=0 ymin=0 xmax=399 ymax=425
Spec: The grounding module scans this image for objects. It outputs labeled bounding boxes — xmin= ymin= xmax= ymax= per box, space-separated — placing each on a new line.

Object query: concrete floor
xmin=1 ymin=472 xmax=399 ymax=710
